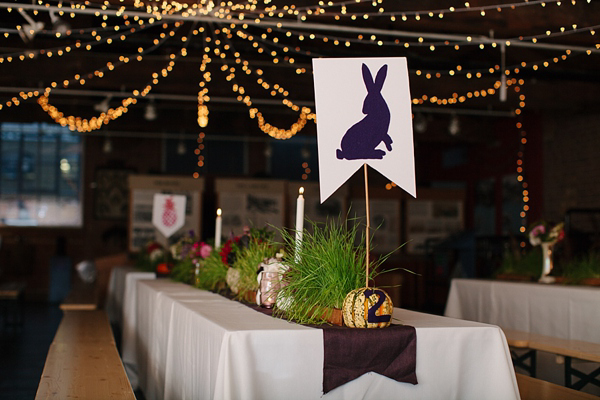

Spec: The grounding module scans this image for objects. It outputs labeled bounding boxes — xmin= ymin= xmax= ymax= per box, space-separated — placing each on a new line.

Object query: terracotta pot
xmin=580 ymin=278 xmax=600 ymax=286
xmin=239 ymin=290 xmax=258 ymax=304
xmin=308 ymin=306 xmax=343 ymax=326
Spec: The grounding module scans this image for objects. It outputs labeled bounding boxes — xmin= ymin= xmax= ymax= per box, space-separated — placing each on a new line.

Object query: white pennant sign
xmin=152 ymin=193 xmax=186 ymax=238
xmin=312 ymin=57 xmax=416 ymax=203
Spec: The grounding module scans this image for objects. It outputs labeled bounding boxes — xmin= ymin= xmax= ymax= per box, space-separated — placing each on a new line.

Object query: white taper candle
xmin=294 ymin=187 xmax=305 ymax=261
xmin=215 ymin=208 xmax=222 ymax=249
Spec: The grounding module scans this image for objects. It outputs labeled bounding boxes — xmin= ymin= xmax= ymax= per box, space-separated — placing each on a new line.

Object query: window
xmin=0 ymin=122 xmax=83 ymax=227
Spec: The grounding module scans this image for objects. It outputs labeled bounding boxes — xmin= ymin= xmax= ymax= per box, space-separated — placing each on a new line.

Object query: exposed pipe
xmin=2 ymin=2 xmax=598 ymax=54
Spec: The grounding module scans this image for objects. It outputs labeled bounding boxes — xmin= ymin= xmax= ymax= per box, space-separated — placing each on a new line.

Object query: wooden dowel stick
xmin=364 ymin=163 xmax=370 ymax=288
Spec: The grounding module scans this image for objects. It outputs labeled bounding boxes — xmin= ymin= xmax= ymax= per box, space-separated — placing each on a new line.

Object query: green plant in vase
xmin=231 ymin=236 xmax=277 ymax=301
xmin=170 ymin=258 xmax=195 ymax=284
xmin=496 ymin=247 xmax=543 ymax=280
xmin=562 ymin=251 xmax=600 ymax=284
xmin=196 ymin=248 xmax=229 ymax=291
xmin=274 ymin=217 xmax=392 ymax=325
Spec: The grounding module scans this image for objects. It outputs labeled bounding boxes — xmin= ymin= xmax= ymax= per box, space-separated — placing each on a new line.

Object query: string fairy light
xmin=510 ymin=78 xmax=531 ymax=241
xmin=0 ymin=0 xmax=596 ymax=143
xmin=204 ymin=24 xmax=317 ymax=139
xmin=34 ymin=21 xmax=185 ymax=132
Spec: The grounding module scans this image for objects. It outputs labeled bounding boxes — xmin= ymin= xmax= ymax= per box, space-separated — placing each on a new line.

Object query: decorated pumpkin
xmin=226 ymin=267 xmax=241 ymax=294
xmin=342 ymin=287 xmax=393 ymax=328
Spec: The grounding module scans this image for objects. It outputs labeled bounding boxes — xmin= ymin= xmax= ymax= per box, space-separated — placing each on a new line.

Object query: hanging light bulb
xmin=103 ymin=136 xmax=112 ymax=153
xmin=49 ymin=11 xmax=70 ymax=35
xmin=144 ymin=100 xmax=157 ymax=121
xmin=94 ymin=95 xmax=112 ymax=113
xmin=177 ymin=139 xmax=186 ymax=155
xmin=448 ymin=114 xmax=460 ymax=136
xmin=17 ymin=10 xmax=44 ymax=42
xmin=413 ymin=113 xmax=428 ymax=133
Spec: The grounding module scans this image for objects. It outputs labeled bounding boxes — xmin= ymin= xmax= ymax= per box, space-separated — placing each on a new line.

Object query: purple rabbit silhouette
xmin=336 ymin=63 xmax=392 ymax=160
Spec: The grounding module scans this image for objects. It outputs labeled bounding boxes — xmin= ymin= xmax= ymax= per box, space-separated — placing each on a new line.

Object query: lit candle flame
xmin=217 ymin=208 xmax=222 ymax=216
xmin=299 ymin=187 xmax=304 ymax=195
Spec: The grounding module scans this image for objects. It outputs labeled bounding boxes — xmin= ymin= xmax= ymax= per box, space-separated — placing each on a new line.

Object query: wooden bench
xmin=36 ymin=310 xmax=135 ymax=399
xmin=504 ymin=329 xmax=600 ymax=391
xmin=0 ymin=282 xmax=26 ymax=328
xmin=517 ymin=373 xmax=599 ymax=400
xmin=60 ymin=278 xmax=99 ymax=311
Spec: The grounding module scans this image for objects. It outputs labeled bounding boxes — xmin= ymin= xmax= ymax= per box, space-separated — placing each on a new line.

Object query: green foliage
xmin=496 ymin=247 xmax=543 ymax=278
xmin=562 ymin=252 xmax=600 ymax=284
xmin=196 ymin=249 xmax=228 ymax=291
xmin=232 ymin=239 xmax=276 ymax=297
xmin=170 ymin=258 xmax=195 ymax=284
xmin=274 ymin=217 xmax=391 ymax=325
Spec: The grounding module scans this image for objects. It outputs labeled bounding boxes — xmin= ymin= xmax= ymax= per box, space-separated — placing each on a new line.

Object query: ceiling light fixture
xmin=93 ymin=95 xmax=112 ymax=113
xmin=49 ymin=11 xmax=70 ymax=35
xmin=448 ymin=114 xmax=460 ymax=136
xmin=144 ymin=100 xmax=157 ymax=121
xmin=17 ymin=10 xmax=44 ymax=42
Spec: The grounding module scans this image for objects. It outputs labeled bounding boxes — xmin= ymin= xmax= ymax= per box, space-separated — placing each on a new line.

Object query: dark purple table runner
xmin=239 ymin=297 xmax=418 ymax=394
xmin=321 ymin=323 xmax=417 ymax=393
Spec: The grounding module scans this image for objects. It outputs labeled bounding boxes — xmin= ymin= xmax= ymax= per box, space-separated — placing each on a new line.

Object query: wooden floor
xmin=0 ymin=302 xmax=62 ymax=399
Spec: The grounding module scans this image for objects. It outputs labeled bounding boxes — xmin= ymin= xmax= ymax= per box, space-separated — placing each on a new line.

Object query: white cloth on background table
xmin=444 ymin=278 xmax=600 ymax=344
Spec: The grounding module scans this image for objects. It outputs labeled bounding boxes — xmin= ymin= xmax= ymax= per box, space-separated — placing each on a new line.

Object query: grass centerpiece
xmin=274 ymin=217 xmax=391 ymax=325
xmin=224 ymin=227 xmax=277 ymax=302
xmin=562 ymin=251 xmax=600 ymax=285
xmin=195 ymin=247 xmax=229 ymax=291
xmin=495 ymin=248 xmax=542 ymax=281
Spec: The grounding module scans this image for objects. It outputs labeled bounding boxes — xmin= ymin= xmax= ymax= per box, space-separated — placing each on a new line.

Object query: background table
xmin=445 ymin=278 xmax=600 ymax=395
xmin=444 ymin=279 xmax=600 ymax=344
xmin=126 ymin=279 xmax=519 ymax=400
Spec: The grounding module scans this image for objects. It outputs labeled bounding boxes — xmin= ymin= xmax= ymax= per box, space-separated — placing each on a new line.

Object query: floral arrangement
xmin=528 ymin=221 xmax=565 ymax=246
xmin=220 ymin=227 xmax=277 ymax=300
xmin=169 ymin=231 xmax=213 ymax=284
xmin=136 ymin=240 xmax=170 ymax=272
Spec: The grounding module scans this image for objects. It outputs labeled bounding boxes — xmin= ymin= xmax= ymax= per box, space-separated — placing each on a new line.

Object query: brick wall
xmin=543 ymin=111 xmax=600 ymax=221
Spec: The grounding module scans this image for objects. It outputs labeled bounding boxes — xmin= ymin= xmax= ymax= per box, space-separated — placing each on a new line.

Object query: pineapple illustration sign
xmin=312 ymin=57 xmax=416 ymax=203
xmin=152 ymin=194 xmax=186 ymax=238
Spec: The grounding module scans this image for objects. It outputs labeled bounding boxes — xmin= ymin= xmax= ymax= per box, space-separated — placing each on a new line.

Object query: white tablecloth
xmin=444 ymin=278 xmax=600 ymax=344
xmin=128 ymin=279 xmax=519 ymax=400
xmin=117 ymin=269 xmax=156 ymax=389
xmin=105 ymin=266 xmax=141 ymax=326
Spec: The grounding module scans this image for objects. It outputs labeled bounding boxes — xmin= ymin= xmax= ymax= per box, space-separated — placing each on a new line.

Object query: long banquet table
xmin=123 ymin=278 xmax=520 ymax=400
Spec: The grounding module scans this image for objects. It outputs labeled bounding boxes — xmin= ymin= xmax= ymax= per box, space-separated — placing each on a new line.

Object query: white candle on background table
xmin=215 ymin=208 xmax=222 ymax=249
xmin=295 ymin=187 xmax=305 ymax=261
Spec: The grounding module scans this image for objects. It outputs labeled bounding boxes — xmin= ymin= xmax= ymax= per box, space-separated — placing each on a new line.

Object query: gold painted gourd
xmin=342 ymin=287 xmax=393 ymax=328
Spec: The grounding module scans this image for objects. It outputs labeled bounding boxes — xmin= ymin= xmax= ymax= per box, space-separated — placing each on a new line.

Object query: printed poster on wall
xmin=128 ymin=175 xmax=204 ymax=252
xmin=350 ymin=198 xmax=401 ymax=254
xmin=406 ymin=199 xmax=464 ymax=254
xmin=216 ymin=178 xmax=285 ymax=239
